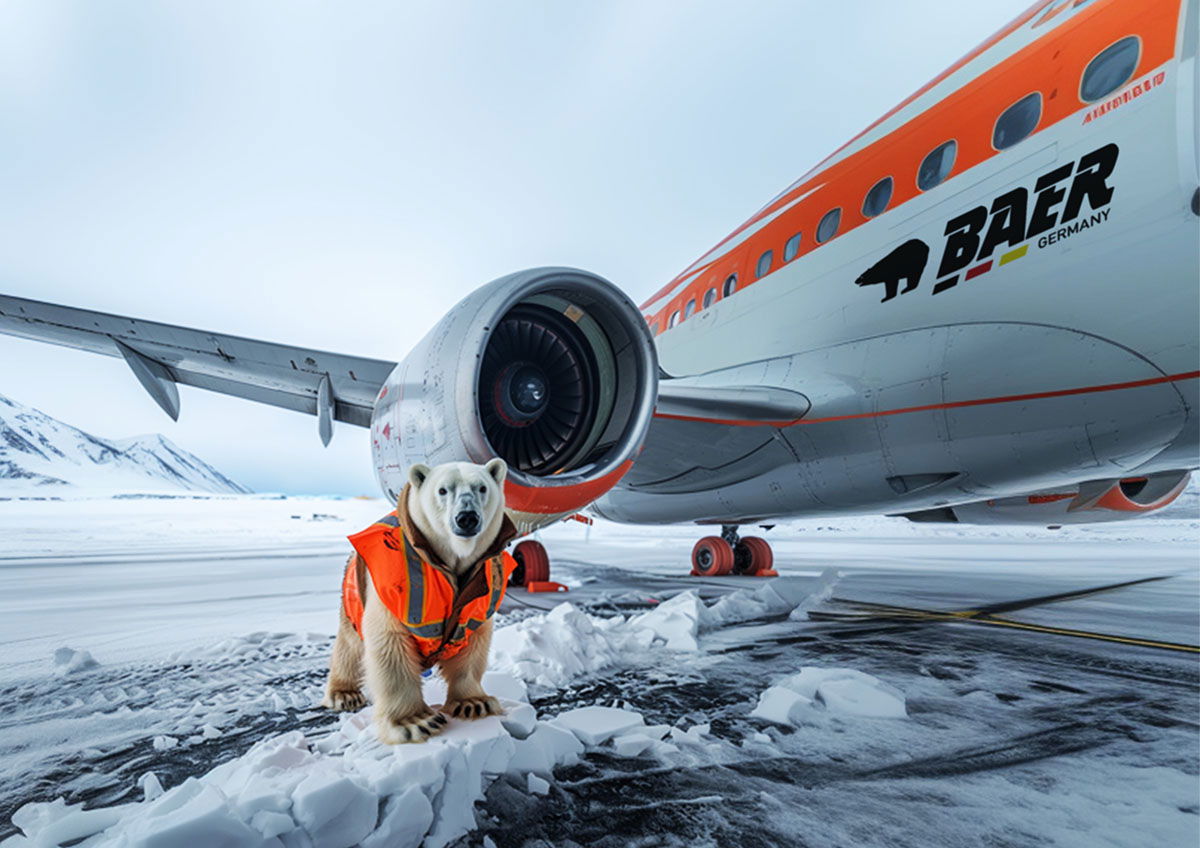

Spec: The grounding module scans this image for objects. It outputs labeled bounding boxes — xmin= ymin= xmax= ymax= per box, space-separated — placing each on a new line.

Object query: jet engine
xmin=370 ymin=267 xmax=658 ymax=531
xmin=900 ymin=470 xmax=1192 ymax=526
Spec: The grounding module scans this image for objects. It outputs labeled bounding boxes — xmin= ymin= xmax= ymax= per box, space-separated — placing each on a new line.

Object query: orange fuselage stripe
xmin=652 ymin=370 xmax=1200 ymax=428
xmin=641 ymin=0 xmax=1180 ymax=326
xmin=695 ymin=0 xmax=1061 ymax=259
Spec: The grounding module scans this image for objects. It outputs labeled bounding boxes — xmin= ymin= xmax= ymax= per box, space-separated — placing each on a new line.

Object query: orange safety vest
xmin=343 ymin=511 xmax=518 ymax=668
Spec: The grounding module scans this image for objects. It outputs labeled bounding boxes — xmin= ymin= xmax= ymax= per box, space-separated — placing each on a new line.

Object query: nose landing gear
xmin=690 ymin=525 xmax=777 ymax=577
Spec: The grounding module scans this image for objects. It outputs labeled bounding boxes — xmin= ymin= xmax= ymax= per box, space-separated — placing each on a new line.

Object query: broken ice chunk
xmin=749 ymin=685 xmax=816 ymax=725
xmin=611 ymin=734 xmax=656 ymax=757
xmin=776 ymin=667 xmax=907 ymax=719
xmin=750 ymin=667 xmax=907 ymax=725
xmin=551 ymin=706 xmax=646 ymax=747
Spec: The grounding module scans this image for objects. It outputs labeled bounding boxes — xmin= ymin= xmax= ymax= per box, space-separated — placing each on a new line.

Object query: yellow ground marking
xmin=815 ymin=603 xmax=1199 ymax=653
xmin=967 ymin=615 xmax=1200 ymax=653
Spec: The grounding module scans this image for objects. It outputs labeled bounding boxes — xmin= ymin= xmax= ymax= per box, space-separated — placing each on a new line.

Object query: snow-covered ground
xmin=0 ymin=488 xmax=1197 ymax=847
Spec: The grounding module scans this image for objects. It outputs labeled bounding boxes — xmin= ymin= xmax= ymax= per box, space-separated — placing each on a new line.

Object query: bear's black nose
xmin=454 ymin=510 xmax=480 ymax=535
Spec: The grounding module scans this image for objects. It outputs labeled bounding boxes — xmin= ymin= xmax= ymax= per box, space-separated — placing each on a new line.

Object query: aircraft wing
xmin=0 ymin=291 xmax=813 ymax=460
xmin=626 ymin=380 xmax=812 ymax=494
xmin=0 ymin=294 xmax=396 ymax=443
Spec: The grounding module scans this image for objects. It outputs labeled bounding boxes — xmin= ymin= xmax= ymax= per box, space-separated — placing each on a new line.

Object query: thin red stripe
xmin=653 ymin=370 xmax=1200 ymax=428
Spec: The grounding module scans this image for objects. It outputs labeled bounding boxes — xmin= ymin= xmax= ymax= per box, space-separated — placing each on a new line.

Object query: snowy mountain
xmin=0 ymin=394 xmax=249 ymax=495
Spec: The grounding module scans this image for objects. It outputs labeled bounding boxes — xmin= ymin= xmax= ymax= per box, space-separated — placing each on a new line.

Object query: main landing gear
xmin=509 ymin=539 xmax=568 ymax=593
xmin=690 ymin=525 xmax=777 ymax=577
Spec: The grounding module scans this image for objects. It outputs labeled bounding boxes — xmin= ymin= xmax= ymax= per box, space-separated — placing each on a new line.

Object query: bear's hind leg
xmin=322 ymin=612 xmax=366 ymax=712
xmin=323 ymin=555 xmax=367 ymax=712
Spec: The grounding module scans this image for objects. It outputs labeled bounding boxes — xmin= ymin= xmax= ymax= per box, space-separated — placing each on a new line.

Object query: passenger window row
xmin=662 ymin=36 xmax=1141 ymax=330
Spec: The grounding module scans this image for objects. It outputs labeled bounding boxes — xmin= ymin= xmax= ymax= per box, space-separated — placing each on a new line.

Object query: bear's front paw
xmin=377 ymin=708 xmax=448 ymax=744
xmin=322 ymin=688 xmax=367 ymax=712
xmin=443 ymin=695 xmax=503 ymax=720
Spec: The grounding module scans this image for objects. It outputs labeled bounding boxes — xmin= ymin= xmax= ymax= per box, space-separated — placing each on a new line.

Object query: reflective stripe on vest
xmin=343 ymin=511 xmax=518 ymax=667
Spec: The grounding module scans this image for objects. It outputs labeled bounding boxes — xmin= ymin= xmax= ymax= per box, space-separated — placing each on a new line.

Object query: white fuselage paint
xmin=596 ymin=3 xmax=1199 ymax=525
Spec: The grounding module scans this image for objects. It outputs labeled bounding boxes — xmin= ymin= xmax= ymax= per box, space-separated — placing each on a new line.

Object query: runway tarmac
xmin=0 ymin=492 xmax=1196 ymax=846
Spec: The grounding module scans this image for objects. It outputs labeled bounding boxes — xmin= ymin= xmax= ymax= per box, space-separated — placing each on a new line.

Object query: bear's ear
xmin=408 ymin=463 xmax=431 ymax=490
xmin=484 ymin=457 xmax=507 ymax=485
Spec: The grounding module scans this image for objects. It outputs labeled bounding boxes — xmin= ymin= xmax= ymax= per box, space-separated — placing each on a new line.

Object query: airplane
xmin=1 ymin=0 xmax=1196 ymax=584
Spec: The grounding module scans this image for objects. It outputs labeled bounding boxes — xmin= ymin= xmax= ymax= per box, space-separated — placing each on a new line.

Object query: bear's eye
xmin=437 ymin=487 xmax=447 ymax=496
xmin=478 ymin=486 xmax=487 ymax=494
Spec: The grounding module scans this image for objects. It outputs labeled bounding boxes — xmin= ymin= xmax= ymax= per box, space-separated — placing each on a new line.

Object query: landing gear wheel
xmin=511 ymin=540 xmax=550 ymax=586
xmin=691 ymin=536 xmax=734 ymax=576
xmin=735 ymin=536 xmax=776 ymax=576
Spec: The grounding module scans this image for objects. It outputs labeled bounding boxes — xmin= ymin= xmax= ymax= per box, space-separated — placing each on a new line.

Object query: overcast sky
xmin=0 ymin=0 xmax=1033 ymax=495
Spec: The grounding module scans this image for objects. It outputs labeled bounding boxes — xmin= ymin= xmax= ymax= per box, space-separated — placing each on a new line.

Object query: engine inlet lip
xmin=459 ymin=267 xmax=659 ymax=492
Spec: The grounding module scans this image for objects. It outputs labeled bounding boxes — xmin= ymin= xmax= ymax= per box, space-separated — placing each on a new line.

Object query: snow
xmin=506 ymin=722 xmax=584 ymax=776
xmin=782 ymin=667 xmax=907 ymax=718
xmin=611 ymin=733 xmax=655 ymax=757
xmin=488 ymin=582 xmax=831 ymax=693
xmin=0 ymin=485 xmax=1196 ymax=847
xmin=629 ymin=590 xmax=704 ymax=650
xmin=51 ymin=647 xmax=99 ymax=675
xmin=497 ymin=702 xmax=537 ymax=739
xmin=0 ymin=393 xmax=247 ymax=495
xmin=137 ymin=773 xmax=164 ymax=803
xmin=4 ymin=667 xmax=662 ymax=848
xmin=551 ymin=706 xmax=646 ymax=746
xmin=750 ymin=685 xmax=815 ymax=725
xmin=291 ymin=772 xmax=377 ymax=848
xmin=750 ymin=668 xmax=908 ymax=725
xmin=489 ymin=602 xmax=648 ymax=690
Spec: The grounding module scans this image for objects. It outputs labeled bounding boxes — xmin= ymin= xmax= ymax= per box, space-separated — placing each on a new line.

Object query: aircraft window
xmin=684 ymin=299 xmax=696 ymax=319
xmin=668 ymin=310 xmax=680 ymax=328
xmin=861 ymin=176 xmax=893 ymax=218
xmin=816 ymin=208 xmax=841 ymax=243
xmin=917 ymin=140 xmax=957 ymax=190
xmin=1080 ymin=36 xmax=1140 ymax=102
xmin=992 ymin=92 xmax=1042 ymax=150
xmin=784 ymin=232 xmax=802 ymax=262
xmin=723 ymin=274 xmax=738 ymax=297
xmin=756 ymin=250 xmax=774 ymax=279
xmin=703 ymin=288 xmax=717 ymax=308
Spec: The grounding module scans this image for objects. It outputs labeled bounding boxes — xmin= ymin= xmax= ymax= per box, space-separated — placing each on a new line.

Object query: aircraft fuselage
xmin=598 ymin=0 xmax=1199 ymax=524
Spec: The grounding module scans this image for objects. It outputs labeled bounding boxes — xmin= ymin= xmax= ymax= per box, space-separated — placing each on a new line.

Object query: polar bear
xmin=322 ymin=458 xmax=518 ymax=744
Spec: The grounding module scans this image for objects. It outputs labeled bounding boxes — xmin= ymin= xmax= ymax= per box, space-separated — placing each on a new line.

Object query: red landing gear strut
xmin=510 ymin=539 xmax=568 ymax=593
xmin=690 ymin=525 xmax=777 ymax=577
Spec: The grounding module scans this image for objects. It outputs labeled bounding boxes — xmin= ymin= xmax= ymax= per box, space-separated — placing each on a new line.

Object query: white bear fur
xmin=322 ymin=458 xmax=511 ymax=744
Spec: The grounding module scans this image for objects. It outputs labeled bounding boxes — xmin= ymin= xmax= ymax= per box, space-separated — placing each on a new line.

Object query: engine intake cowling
xmin=371 ymin=268 xmax=657 ymax=530
xmin=900 ymin=470 xmax=1191 ymax=525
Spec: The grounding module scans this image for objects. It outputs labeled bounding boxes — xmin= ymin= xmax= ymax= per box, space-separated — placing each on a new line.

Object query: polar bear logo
xmin=323 ymin=458 xmax=519 ymax=744
xmin=855 ymin=238 xmax=930 ymax=302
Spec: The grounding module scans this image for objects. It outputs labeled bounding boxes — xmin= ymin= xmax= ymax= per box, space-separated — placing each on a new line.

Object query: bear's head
xmin=406 ymin=458 xmax=508 ymax=565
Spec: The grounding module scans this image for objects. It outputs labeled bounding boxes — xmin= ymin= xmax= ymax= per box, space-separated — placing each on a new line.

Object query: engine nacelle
xmin=901 ymin=470 xmax=1192 ymax=526
xmin=371 ymin=267 xmax=658 ymax=531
